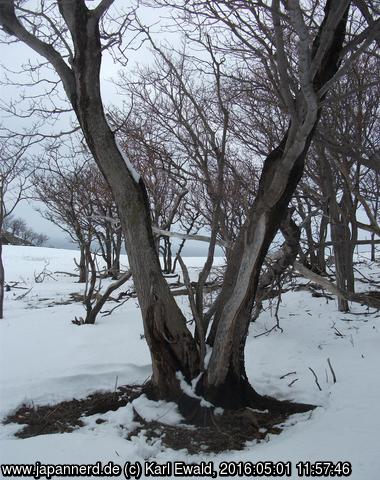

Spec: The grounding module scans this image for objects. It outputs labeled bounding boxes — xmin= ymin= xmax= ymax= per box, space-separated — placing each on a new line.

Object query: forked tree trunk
xmin=203 ymin=131 xmax=315 ymax=407
xmin=201 ymin=2 xmax=349 ymax=408
xmin=0 ymin=0 xmax=349 ymax=410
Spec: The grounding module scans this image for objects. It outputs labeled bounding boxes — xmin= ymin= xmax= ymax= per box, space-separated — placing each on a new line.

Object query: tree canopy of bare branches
xmin=0 ymin=0 xmax=378 ymax=419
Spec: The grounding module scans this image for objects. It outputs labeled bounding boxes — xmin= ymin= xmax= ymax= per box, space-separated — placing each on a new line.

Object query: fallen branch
xmin=15 ymin=287 xmax=33 ymax=300
xmin=294 ymin=261 xmax=380 ymax=310
xmin=54 ymin=271 xmax=78 ymax=277
xmin=254 ymin=325 xmax=283 ymax=338
xmin=311 ymin=239 xmax=380 ymax=249
xmin=34 ymin=261 xmax=56 ymax=283
xmin=354 ymin=267 xmax=380 ymax=286
xmin=152 ymin=227 xmax=229 ymax=248
xmin=6 ymin=283 xmax=28 ymax=290
xmin=171 ymin=283 xmax=222 ymax=297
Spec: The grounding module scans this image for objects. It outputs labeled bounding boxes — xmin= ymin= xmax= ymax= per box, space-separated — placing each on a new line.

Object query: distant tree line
xmin=3 ymin=215 xmax=48 ymax=246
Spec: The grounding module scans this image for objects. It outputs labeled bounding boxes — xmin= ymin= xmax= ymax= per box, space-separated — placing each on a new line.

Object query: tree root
xmin=4 ymin=383 xmax=315 ymax=454
xmin=142 ymin=379 xmax=316 ymax=428
xmin=136 ymin=381 xmax=315 ymax=452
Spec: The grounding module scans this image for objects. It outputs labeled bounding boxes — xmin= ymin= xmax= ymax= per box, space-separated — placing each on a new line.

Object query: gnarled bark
xmin=0 ymin=1 xmax=199 ymax=399
xmin=0 ymin=0 xmax=355 ymax=414
xmin=201 ymin=0 xmax=350 ymax=407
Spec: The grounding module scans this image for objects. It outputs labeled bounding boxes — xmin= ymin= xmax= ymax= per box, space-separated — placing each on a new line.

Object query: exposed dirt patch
xmin=129 ymin=406 xmax=288 ymax=454
xmin=4 ymin=386 xmax=297 ymax=453
xmin=3 ymin=387 xmax=141 ymax=439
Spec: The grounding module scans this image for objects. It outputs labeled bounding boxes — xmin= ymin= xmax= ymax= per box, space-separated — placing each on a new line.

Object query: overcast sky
xmin=1 ymin=1 xmax=221 ymax=256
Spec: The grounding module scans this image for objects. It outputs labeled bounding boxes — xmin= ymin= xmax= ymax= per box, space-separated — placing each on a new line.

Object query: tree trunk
xmin=317 ymin=213 xmax=328 ymax=273
xmin=78 ymin=244 xmax=87 ymax=283
xmin=0 ymin=0 xmax=349 ymax=411
xmin=330 ymin=206 xmax=350 ymax=312
xmin=322 ymin=166 xmax=355 ymax=312
xmin=296 ymin=196 xmax=319 ymax=271
xmin=56 ymin=2 xmax=199 ymax=400
xmin=161 ymin=237 xmax=173 ymax=275
xmin=204 ymin=130 xmax=314 ymax=407
xmin=0 ymin=240 xmax=4 ymax=319
xmin=371 ymin=233 xmax=376 ymax=261
xmin=104 ymin=233 xmax=113 ymax=277
xmin=161 ymin=239 xmax=168 ymax=273
xmin=202 ymin=3 xmax=349 ymax=407
xmin=111 ymin=229 xmax=122 ymax=279
xmin=165 ymin=238 xmax=172 ymax=274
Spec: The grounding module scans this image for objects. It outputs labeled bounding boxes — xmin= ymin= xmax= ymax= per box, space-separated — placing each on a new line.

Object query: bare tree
xmin=361 ymin=169 xmax=380 ymax=260
xmin=33 ymin=153 xmax=95 ymax=283
xmin=0 ymin=137 xmax=31 ymax=318
xmin=3 ymin=216 xmax=48 ymax=245
xmin=0 ymin=0 xmax=378 ymax=418
xmin=112 ymin=116 xmax=192 ymax=273
xmin=299 ymin=51 xmax=380 ymax=310
xmin=33 ymin=144 xmax=123 ymax=281
xmin=83 ymin=165 xmax=123 ymax=279
xmin=74 ymin=251 xmax=132 ymax=325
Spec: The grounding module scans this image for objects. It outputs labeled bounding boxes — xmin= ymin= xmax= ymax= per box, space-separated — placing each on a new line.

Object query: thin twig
xmin=308 ymin=367 xmax=322 ymax=391
xmin=101 ymin=295 xmax=132 ymax=317
xmin=280 ymin=371 xmax=297 ymax=379
xmin=15 ymin=287 xmax=33 ymax=300
xmin=327 ymin=358 xmax=337 ymax=384
xmin=254 ymin=325 xmax=282 ymax=338
xmin=333 ymin=326 xmax=344 ymax=337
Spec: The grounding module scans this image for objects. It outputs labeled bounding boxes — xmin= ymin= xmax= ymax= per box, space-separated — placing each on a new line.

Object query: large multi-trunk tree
xmin=0 ymin=0 xmax=378 ymax=415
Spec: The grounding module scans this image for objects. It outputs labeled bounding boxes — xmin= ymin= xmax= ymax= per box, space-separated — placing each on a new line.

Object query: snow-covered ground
xmin=1 ymin=245 xmax=379 ymax=479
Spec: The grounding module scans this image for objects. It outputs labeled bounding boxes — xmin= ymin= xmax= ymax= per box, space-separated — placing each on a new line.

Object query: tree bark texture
xmin=319 ymin=158 xmax=356 ymax=312
xmin=78 ymin=244 xmax=87 ymax=283
xmin=201 ymin=1 xmax=349 ymax=406
xmin=0 ymin=0 xmax=350 ymax=408
xmin=55 ymin=1 xmax=199 ymax=398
